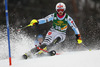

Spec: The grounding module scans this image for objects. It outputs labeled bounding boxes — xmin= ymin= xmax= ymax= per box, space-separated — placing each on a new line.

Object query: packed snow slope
xmin=0 ymin=26 xmax=100 ymax=67
xmin=0 ymin=50 xmax=100 ymax=67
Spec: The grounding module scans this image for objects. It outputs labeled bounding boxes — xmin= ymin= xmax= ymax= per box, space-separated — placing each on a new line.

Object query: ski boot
xmin=48 ymin=50 xmax=56 ymax=56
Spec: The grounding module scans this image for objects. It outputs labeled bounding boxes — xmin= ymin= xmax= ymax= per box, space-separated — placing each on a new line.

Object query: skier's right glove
xmin=28 ymin=19 xmax=38 ymax=26
xmin=75 ymin=34 xmax=82 ymax=44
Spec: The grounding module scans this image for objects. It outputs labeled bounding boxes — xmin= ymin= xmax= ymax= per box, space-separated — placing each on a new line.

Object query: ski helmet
xmin=37 ymin=34 xmax=43 ymax=39
xmin=56 ymin=2 xmax=66 ymax=12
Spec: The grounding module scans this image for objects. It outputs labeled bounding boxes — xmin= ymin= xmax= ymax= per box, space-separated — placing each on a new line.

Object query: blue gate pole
xmin=5 ymin=0 xmax=12 ymax=66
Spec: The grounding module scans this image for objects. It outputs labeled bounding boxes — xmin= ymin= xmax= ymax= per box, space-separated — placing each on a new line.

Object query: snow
xmin=0 ymin=50 xmax=100 ymax=67
xmin=0 ymin=26 xmax=100 ymax=67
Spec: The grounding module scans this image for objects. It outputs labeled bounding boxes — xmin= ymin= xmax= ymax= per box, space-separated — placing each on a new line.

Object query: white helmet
xmin=56 ymin=2 xmax=66 ymax=12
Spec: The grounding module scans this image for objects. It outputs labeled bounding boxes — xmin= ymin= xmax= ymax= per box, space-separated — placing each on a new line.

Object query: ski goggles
xmin=57 ymin=9 xmax=64 ymax=12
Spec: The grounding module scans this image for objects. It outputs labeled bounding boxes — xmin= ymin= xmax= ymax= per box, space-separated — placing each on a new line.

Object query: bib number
xmin=56 ymin=26 xmax=61 ymax=30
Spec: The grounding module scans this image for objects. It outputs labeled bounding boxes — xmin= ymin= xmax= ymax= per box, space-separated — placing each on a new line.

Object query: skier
xmin=23 ymin=2 xmax=83 ymax=59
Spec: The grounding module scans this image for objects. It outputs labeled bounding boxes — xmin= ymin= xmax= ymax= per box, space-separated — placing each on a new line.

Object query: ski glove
xmin=75 ymin=34 xmax=82 ymax=44
xmin=28 ymin=19 xmax=38 ymax=26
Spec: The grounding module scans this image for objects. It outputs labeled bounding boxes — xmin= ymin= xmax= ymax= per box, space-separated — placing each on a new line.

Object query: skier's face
xmin=58 ymin=11 xmax=64 ymax=16
xmin=57 ymin=9 xmax=64 ymax=16
xmin=38 ymin=38 xmax=43 ymax=43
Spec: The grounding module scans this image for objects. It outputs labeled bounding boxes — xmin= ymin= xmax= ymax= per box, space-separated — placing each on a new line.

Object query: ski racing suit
xmin=24 ymin=13 xmax=81 ymax=57
xmin=38 ymin=13 xmax=80 ymax=46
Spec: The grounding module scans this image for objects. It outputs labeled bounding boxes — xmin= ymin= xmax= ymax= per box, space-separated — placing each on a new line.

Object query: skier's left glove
xmin=75 ymin=34 xmax=82 ymax=44
xmin=28 ymin=19 xmax=38 ymax=26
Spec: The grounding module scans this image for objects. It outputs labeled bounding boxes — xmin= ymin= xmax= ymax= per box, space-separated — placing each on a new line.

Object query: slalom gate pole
xmin=5 ymin=0 xmax=12 ymax=66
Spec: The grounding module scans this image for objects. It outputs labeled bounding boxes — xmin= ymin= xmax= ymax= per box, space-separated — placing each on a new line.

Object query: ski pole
xmin=81 ymin=43 xmax=91 ymax=51
xmin=17 ymin=24 xmax=31 ymax=32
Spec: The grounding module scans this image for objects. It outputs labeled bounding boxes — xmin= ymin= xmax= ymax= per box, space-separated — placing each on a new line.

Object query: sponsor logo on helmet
xmin=57 ymin=5 xmax=63 ymax=8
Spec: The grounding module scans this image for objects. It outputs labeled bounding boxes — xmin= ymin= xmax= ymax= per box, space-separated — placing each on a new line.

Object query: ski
xmin=22 ymin=47 xmax=61 ymax=59
xmin=37 ymin=47 xmax=60 ymax=55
